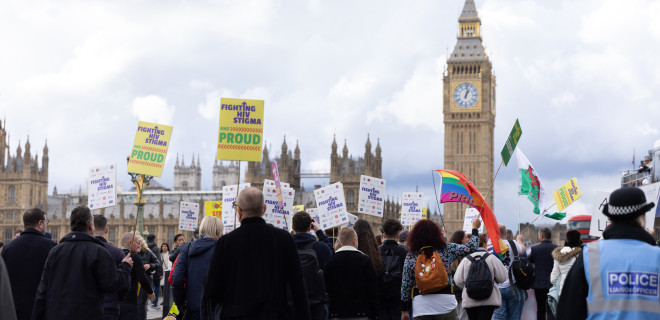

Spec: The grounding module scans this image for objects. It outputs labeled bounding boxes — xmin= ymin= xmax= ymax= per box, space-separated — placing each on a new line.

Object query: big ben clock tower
xmin=443 ymin=0 xmax=495 ymax=233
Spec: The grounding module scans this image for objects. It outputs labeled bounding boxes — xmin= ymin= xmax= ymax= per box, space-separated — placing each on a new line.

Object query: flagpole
xmin=233 ymin=161 xmax=241 ymax=230
xmin=529 ymin=202 xmax=557 ymax=224
xmin=431 ymin=170 xmax=446 ymax=227
xmin=477 ymin=159 xmax=504 ymax=216
xmin=517 ymin=192 xmax=521 ymax=235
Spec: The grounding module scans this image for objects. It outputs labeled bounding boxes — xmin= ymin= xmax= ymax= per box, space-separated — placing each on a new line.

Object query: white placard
xmin=639 ymin=183 xmax=660 ymax=227
xmin=307 ymin=208 xmax=321 ymax=226
xmin=263 ymin=185 xmax=295 ymax=231
xmin=179 ymin=202 xmax=199 ymax=231
xmin=346 ymin=213 xmax=358 ymax=227
xmin=463 ymin=208 xmax=484 ymax=233
xmin=401 ymin=192 xmax=424 ymax=227
xmin=358 ymin=175 xmax=386 ymax=217
xmin=589 ymin=191 xmax=610 ymax=238
xmin=314 ymin=182 xmax=348 ymax=229
xmin=88 ymin=164 xmax=117 ymax=210
xmin=264 ymin=179 xmax=290 ymax=189
xmin=590 ymin=186 xmax=659 ymax=237
xmin=222 ymin=183 xmax=251 ymax=227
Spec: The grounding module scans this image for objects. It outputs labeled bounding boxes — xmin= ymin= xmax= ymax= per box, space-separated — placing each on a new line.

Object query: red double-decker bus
xmin=567 ymin=215 xmax=599 ymax=243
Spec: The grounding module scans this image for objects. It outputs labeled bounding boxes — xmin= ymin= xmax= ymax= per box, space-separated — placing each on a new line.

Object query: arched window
xmin=347 ymin=190 xmax=355 ymax=207
xmin=8 ymin=186 xmax=15 ymax=203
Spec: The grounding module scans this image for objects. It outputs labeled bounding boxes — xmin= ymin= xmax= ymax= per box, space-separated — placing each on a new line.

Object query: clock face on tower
xmin=453 ymin=82 xmax=479 ymax=108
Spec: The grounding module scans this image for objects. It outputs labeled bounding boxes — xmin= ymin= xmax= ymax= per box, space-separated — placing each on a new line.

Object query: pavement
xmin=147 ymin=295 xmax=170 ymax=320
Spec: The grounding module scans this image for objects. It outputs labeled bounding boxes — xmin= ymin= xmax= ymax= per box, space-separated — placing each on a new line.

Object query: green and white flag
xmin=544 ymin=212 xmax=566 ymax=220
xmin=515 ymin=148 xmax=547 ymax=215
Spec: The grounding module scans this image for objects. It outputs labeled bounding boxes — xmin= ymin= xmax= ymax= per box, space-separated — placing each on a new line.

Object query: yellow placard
xmin=204 ymin=201 xmax=223 ymax=218
xmin=422 ymin=207 xmax=428 ymax=219
xmin=217 ymin=98 xmax=264 ymax=161
xmin=292 ymin=205 xmax=304 ymax=215
xmin=553 ymin=177 xmax=581 ymax=211
xmin=127 ymin=121 xmax=173 ymax=177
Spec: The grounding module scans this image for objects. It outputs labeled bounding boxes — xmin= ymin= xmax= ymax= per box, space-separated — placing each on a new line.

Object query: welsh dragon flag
xmin=515 ymin=148 xmax=547 ymax=215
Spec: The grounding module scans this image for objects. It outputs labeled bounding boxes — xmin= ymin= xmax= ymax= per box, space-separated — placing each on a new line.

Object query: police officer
xmin=557 ymin=187 xmax=660 ymax=319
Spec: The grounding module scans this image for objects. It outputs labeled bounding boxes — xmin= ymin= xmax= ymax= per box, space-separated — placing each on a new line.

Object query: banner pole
xmin=517 ymin=192 xmax=521 ymax=235
xmin=234 ymin=161 xmax=241 ymax=230
xmin=477 ymin=159 xmax=504 ymax=216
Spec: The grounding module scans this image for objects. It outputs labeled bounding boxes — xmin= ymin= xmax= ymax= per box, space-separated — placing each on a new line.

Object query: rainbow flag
xmin=436 ymin=169 xmax=504 ymax=255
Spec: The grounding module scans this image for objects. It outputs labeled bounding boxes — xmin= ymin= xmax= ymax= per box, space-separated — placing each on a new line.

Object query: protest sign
xmin=637 ymin=183 xmax=660 ymax=227
xmin=272 ymin=162 xmax=284 ymax=209
xmin=401 ymin=192 xmax=423 ymax=227
xmin=553 ymin=178 xmax=581 ymax=211
xmin=264 ymin=179 xmax=290 ymax=189
xmin=463 ymin=208 xmax=484 ymax=233
xmin=216 ymin=98 xmax=264 ymax=161
xmin=88 ymin=164 xmax=116 ymax=210
xmin=358 ymin=175 xmax=386 ymax=217
xmin=589 ymin=191 xmax=610 ymax=238
xmin=314 ymin=182 xmax=348 ymax=229
xmin=501 ymin=119 xmax=522 ymax=166
xmin=306 ymin=208 xmax=321 ymax=226
xmin=221 ymin=183 xmax=251 ymax=227
xmin=344 ymin=213 xmax=358 ymax=227
xmin=293 ymin=205 xmax=304 ymax=214
xmin=127 ymin=121 xmax=173 ymax=177
xmin=204 ymin=201 xmax=222 ymax=218
xmin=263 ymin=186 xmax=295 ymax=231
xmin=179 ymin=202 xmax=199 ymax=231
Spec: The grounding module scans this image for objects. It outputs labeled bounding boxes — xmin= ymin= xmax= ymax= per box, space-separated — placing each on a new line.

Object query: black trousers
xmin=465 ymin=306 xmax=496 ymax=320
xmin=534 ymin=288 xmax=550 ymax=320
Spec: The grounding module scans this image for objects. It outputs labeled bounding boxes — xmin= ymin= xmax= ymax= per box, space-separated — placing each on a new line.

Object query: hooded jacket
xmin=32 ymin=232 xmax=131 ymax=320
xmin=550 ymin=246 xmax=581 ymax=295
xmin=172 ymin=237 xmax=216 ymax=320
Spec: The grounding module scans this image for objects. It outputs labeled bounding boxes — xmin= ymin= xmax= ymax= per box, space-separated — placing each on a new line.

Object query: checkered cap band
xmin=607 ymin=203 xmax=646 ymax=215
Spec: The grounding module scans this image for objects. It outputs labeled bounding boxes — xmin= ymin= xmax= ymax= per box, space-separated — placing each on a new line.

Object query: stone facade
xmin=245 ymin=137 xmax=301 ymax=202
xmin=330 ymin=135 xmax=383 ymax=231
xmin=212 ymin=160 xmax=239 ymax=190
xmin=0 ymin=122 xmax=49 ymax=243
xmin=173 ymin=154 xmax=201 ymax=191
xmin=443 ymin=0 xmax=496 ymax=234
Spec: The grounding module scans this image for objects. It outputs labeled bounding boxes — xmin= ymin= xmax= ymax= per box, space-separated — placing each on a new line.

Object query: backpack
xmin=464 ymin=252 xmax=493 ymax=300
xmin=414 ymin=246 xmax=449 ymax=294
xmin=382 ymin=248 xmax=402 ymax=283
xmin=508 ymin=240 xmax=535 ymax=290
xmin=297 ymin=242 xmax=326 ymax=305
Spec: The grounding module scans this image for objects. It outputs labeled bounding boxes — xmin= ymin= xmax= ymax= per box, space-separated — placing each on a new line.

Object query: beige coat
xmin=454 ymin=249 xmax=508 ymax=309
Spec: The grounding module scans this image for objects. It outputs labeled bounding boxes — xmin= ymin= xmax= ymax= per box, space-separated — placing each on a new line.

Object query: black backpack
xmin=297 ymin=242 xmax=326 ymax=305
xmin=508 ymin=240 xmax=535 ymax=290
xmin=464 ymin=252 xmax=493 ymax=300
xmin=382 ymin=248 xmax=402 ymax=283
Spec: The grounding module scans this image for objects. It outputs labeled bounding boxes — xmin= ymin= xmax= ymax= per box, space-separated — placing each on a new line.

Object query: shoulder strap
xmin=481 ymin=252 xmax=490 ymax=260
xmin=508 ymin=240 xmax=518 ymax=257
xmin=465 ymin=254 xmax=475 ymax=262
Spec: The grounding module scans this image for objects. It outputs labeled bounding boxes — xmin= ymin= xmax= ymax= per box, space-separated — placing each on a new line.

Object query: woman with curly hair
xmin=401 ymin=219 xmax=481 ymax=320
xmin=353 ymin=219 xmax=383 ymax=275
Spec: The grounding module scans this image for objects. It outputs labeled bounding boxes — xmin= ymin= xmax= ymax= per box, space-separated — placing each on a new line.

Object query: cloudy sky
xmin=2 ymin=0 xmax=659 ymax=230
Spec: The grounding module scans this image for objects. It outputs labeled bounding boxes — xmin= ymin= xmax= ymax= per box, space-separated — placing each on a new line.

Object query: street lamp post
xmin=128 ymin=169 xmax=153 ymax=236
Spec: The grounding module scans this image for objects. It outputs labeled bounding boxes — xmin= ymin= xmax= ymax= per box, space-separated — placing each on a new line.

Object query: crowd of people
xmin=0 ymin=186 xmax=658 ymax=320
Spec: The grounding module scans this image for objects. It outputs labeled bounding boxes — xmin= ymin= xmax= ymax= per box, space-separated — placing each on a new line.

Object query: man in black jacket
xmin=93 ymin=215 xmax=131 ymax=320
xmin=1 ymin=208 xmax=55 ymax=320
xmin=324 ymin=227 xmax=379 ymax=319
xmin=204 ymin=187 xmax=310 ymax=320
xmin=528 ymin=227 xmax=557 ymax=320
xmin=119 ymin=232 xmax=155 ymax=320
xmin=291 ymin=211 xmax=334 ymax=320
xmin=378 ymin=219 xmax=408 ymax=320
xmin=32 ymin=206 xmax=133 ymax=320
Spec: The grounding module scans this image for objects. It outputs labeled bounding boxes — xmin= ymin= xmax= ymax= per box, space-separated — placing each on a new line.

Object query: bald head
xmin=339 ymin=227 xmax=358 ymax=247
xmin=121 ymin=232 xmax=140 ymax=252
xmin=237 ymin=187 xmax=266 ymax=218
